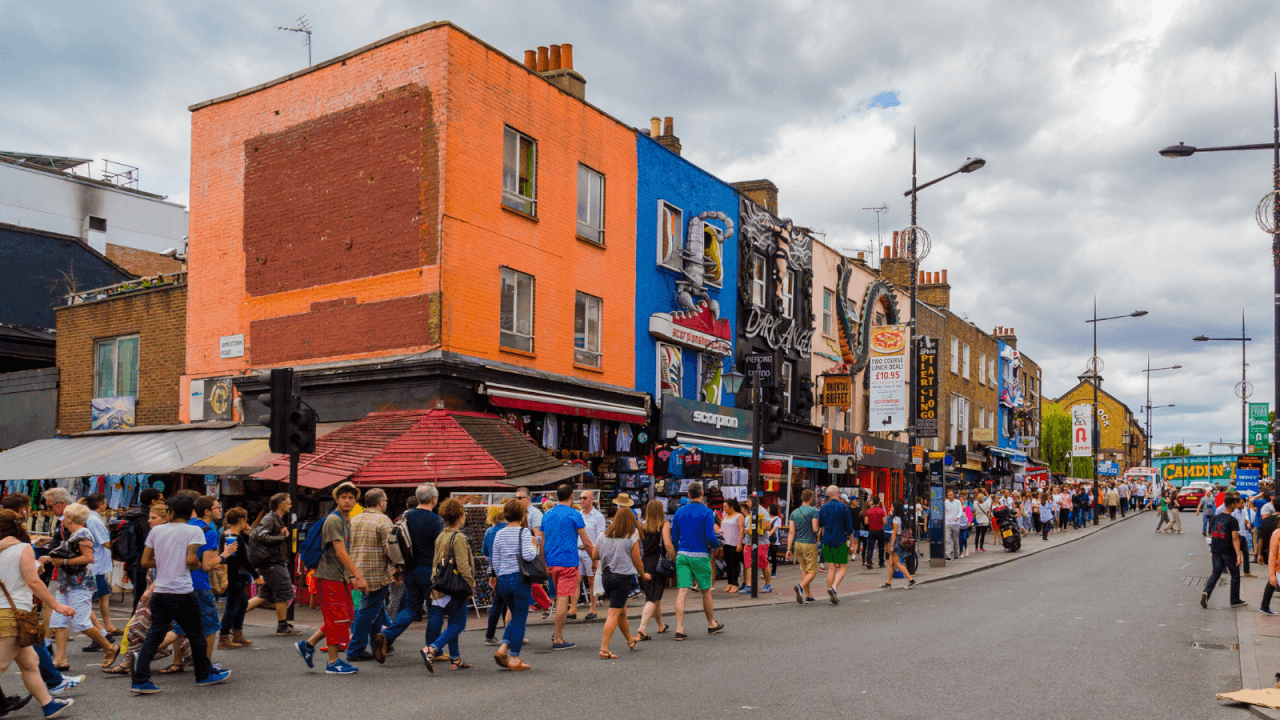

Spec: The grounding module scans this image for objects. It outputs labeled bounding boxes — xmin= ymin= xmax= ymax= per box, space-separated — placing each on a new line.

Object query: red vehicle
xmin=1176 ymin=483 xmax=1212 ymax=511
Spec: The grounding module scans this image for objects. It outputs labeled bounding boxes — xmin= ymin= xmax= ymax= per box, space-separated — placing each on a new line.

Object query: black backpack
xmin=110 ymin=515 xmax=143 ymax=563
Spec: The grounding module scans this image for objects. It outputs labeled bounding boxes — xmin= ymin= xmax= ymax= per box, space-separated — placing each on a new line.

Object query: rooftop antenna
xmin=862 ymin=203 xmax=888 ymax=266
xmin=278 ymin=16 xmax=313 ymax=66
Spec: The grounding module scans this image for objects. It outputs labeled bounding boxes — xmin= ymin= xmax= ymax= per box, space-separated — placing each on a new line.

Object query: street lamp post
xmin=1141 ymin=357 xmax=1182 ymax=466
xmin=1084 ymin=300 xmax=1147 ymax=488
xmin=1146 ymin=403 xmax=1175 ymax=457
xmin=1194 ymin=310 xmax=1253 ymax=452
xmin=1160 ymin=77 xmax=1280 ymax=475
xmin=901 ymin=130 xmax=985 ymax=510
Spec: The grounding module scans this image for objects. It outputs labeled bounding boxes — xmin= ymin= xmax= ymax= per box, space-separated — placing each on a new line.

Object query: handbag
xmin=655 ymin=550 xmax=676 ymax=578
xmin=516 ymin=527 xmax=549 ymax=585
xmin=0 ymin=578 xmax=44 ymax=648
xmin=432 ymin=531 xmax=473 ymax=600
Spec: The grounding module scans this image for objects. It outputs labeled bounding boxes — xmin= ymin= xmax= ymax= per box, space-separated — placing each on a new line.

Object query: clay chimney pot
xmin=941 ymin=269 xmax=948 ymax=284
xmin=663 ymin=117 xmax=674 ymax=136
xmin=524 ymin=50 xmax=537 ymax=69
xmin=549 ymin=44 xmax=561 ymax=70
xmin=650 ymin=117 xmax=661 ymax=138
xmin=536 ymin=46 xmax=549 ymax=72
xmin=561 ymin=43 xmax=573 ymax=69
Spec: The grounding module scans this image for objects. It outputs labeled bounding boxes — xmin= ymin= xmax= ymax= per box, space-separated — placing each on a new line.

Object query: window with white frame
xmin=962 ymin=343 xmax=970 ymax=380
xmin=573 ymin=292 xmax=602 ymax=367
xmin=502 ymin=127 xmax=537 ymax=215
xmin=822 ymin=289 xmax=834 ymax=336
xmin=750 ymin=255 xmax=766 ymax=307
xmin=499 ymin=267 xmax=535 ymax=352
xmin=780 ymin=271 xmax=794 ymax=318
xmin=978 ymin=354 xmax=986 ymax=385
xmin=781 ymin=361 xmax=794 ymax=413
xmin=950 ymin=336 xmax=959 ymax=373
xmin=576 ymin=164 xmax=605 ymax=244
xmin=658 ymin=202 xmax=682 ymax=269
xmin=95 ymin=335 xmax=139 ymax=398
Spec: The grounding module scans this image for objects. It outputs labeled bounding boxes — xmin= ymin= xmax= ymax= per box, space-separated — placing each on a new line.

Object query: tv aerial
xmin=278 ymin=16 xmax=313 ymax=66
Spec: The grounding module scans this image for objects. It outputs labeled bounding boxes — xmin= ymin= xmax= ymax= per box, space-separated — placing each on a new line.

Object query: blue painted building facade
xmin=633 ymin=135 xmax=740 ymax=409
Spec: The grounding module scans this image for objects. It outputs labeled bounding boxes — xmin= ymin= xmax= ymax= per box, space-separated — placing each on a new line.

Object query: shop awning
xmin=480 ymin=382 xmax=648 ymax=424
xmin=673 ymin=435 xmax=754 ymax=458
xmin=0 ymin=423 xmax=262 ymax=481
xmin=252 ymin=409 xmax=583 ymax=490
xmin=175 ymin=423 xmax=349 ymax=476
xmin=986 ymin=446 xmax=1028 ymax=462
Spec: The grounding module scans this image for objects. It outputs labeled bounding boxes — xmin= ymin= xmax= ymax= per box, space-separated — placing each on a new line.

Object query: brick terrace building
xmin=55 ymin=274 xmax=187 ymax=434
xmin=184 ymin=23 xmax=649 ymax=447
xmin=1052 ymin=370 xmax=1148 ymax=474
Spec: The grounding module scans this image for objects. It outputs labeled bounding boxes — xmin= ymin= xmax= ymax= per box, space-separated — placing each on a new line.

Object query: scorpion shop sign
xmin=744 ymin=306 xmax=813 ymax=358
xmin=868 ymin=325 xmax=907 ymax=432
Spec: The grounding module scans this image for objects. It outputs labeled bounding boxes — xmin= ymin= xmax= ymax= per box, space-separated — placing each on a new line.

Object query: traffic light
xmin=257 ymin=368 xmax=295 ymax=454
xmin=764 ymin=395 xmax=784 ymax=442
xmin=953 ymin=444 xmax=968 ymax=467
xmin=285 ymin=404 xmax=317 ymax=455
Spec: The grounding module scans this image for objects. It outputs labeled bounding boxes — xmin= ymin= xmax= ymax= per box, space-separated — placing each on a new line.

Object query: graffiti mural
xmin=832 ymin=266 xmax=902 ymax=374
xmin=658 ymin=343 xmax=682 ymax=398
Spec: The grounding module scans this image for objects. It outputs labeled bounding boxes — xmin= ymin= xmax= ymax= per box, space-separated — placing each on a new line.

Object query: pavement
xmin=1221 ymin=527 xmax=1280 ymax=719
xmin=60 ymin=506 xmax=1262 ymax=720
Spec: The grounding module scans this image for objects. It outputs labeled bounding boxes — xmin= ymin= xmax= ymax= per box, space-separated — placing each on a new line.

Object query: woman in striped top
xmin=489 ymin=499 xmax=538 ymax=672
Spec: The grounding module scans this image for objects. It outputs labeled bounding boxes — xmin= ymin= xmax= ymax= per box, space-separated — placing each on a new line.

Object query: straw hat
xmin=613 ymin=493 xmax=635 ymax=508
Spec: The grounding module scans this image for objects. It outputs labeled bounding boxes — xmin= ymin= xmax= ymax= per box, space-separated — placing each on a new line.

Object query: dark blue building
xmin=634 ymin=134 xmax=740 ymax=409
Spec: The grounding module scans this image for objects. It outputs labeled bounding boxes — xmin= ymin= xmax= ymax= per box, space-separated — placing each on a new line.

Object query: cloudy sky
xmin=5 ymin=0 xmax=1279 ymax=453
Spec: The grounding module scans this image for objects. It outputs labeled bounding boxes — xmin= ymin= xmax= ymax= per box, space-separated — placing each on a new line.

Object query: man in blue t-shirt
xmin=189 ymin=494 xmax=236 ymax=664
xmin=541 ymin=484 xmax=594 ymax=650
xmin=818 ymin=485 xmax=854 ymax=605
xmin=671 ymin=481 xmax=725 ymax=639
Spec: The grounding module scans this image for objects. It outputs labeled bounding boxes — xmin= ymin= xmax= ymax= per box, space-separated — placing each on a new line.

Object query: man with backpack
xmin=345 ymin=488 xmax=394 ymax=663
xmin=296 ymin=482 xmax=368 ymax=675
xmin=375 ymin=483 xmax=442 ymax=660
xmin=244 ymin=493 xmax=300 ymax=636
xmin=114 ymin=488 xmax=164 ymax=613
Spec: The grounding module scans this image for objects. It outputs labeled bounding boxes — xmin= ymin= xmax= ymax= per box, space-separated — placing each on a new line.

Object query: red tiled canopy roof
xmin=254 ymin=409 xmax=577 ymax=489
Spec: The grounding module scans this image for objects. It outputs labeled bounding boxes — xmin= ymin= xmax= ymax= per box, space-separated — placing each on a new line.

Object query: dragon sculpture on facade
xmin=834 ymin=265 xmax=902 ymax=375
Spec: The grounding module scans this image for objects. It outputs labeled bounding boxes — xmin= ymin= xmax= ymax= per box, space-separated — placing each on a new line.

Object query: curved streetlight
xmin=1192 ymin=311 xmax=1253 ymax=453
xmin=1160 ymin=77 xmax=1280 ymax=474
xmin=1083 ymin=299 xmax=1148 ymax=484
xmin=900 ymin=131 xmax=986 ymax=566
xmin=1141 ymin=359 xmax=1182 ymax=466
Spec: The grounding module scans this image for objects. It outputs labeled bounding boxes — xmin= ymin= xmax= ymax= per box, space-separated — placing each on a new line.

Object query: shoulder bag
xmin=0 ymin=577 xmax=43 ymax=648
xmin=654 ymin=527 xmax=676 ymax=577
xmin=516 ymin=527 xmax=549 ymax=584
xmin=432 ymin=531 xmax=473 ymax=600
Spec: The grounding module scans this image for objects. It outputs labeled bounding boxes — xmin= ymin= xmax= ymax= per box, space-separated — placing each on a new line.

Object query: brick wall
xmin=55 ymin=285 xmax=186 ymax=434
xmin=917 ymin=302 xmax=999 ymax=452
xmin=1054 ymin=380 xmax=1139 ymax=464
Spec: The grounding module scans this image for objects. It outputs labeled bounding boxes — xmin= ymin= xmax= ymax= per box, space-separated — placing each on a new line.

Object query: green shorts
xmin=676 ymin=554 xmax=713 ymax=590
xmin=821 ymin=544 xmax=849 ymax=565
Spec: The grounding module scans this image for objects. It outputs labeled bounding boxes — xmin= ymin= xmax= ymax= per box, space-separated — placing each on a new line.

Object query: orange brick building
xmin=184 ymin=22 xmax=647 ymax=435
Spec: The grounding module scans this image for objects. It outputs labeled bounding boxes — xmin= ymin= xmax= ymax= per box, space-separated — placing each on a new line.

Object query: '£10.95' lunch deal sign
xmin=868 ymin=324 xmax=908 ymax=432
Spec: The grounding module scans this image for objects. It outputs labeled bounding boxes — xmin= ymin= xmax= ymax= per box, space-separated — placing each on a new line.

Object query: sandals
xmin=636 ymin=631 xmax=651 ymax=642
xmin=420 ymin=648 xmax=435 ymax=674
xmin=449 ymin=658 xmax=471 ymax=670
xmin=101 ymin=645 xmax=120 ymax=668
xmin=102 ymin=664 xmax=130 ymax=675
xmin=655 ymin=625 xmax=669 ymax=634
xmin=508 ymin=660 xmax=531 ymax=672
xmin=493 ymin=648 xmax=510 ymax=669
xmin=598 ymin=650 xmax=618 ymax=660
xmin=54 ymin=663 xmax=70 ymax=672
xmin=158 ymin=664 xmax=185 ymax=675
xmin=583 ymin=612 xmax=597 ymax=621
xmin=626 ymin=637 xmax=638 ymax=652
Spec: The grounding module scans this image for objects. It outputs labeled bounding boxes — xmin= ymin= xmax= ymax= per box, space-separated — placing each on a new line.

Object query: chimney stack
xmin=917 ymin=267 xmax=951 ymax=309
xmin=654 ymin=116 xmax=682 ymax=155
xmin=529 ymin=42 xmax=586 ymax=100
xmin=731 ymin=179 xmax=779 ymax=215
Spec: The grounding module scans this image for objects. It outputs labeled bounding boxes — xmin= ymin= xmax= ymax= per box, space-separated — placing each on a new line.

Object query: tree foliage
xmin=1041 ymin=402 xmax=1071 ymax=473
xmin=1155 ymin=443 xmax=1192 ymax=458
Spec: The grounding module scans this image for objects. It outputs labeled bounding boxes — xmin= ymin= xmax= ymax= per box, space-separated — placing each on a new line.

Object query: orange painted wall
xmin=436 ymin=31 xmax=636 ymax=386
xmin=183 ymin=23 xmax=636 ymax=420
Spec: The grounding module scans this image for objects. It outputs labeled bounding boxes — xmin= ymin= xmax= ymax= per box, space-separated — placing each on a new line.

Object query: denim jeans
xmin=486 ymin=581 xmax=508 ymax=639
xmin=220 ymin=576 xmax=248 ymax=633
xmin=346 ymin=585 xmax=388 ymax=657
xmin=426 ymin=594 xmax=468 ymax=658
xmin=496 ymin=573 xmax=532 ymax=656
xmin=34 ymin=639 xmax=61 ymax=688
xmin=1203 ymin=514 xmax=1212 ymax=534
xmin=1205 ymin=550 xmax=1242 ymax=605
xmin=381 ymin=566 xmax=431 ymax=646
xmin=133 ymin=592 xmax=213 ymax=685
